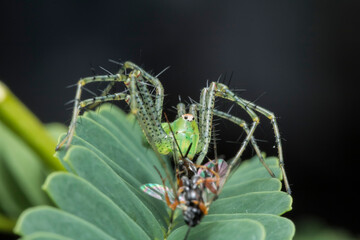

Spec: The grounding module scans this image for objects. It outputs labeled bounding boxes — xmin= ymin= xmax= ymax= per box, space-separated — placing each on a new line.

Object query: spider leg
xmin=239 ymin=98 xmax=291 ymax=194
xmin=86 ymin=64 xmax=127 ymax=110
xmin=124 ymin=62 xmax=175 ymax=156
xmin=87 ymin=81 xmax=117 ymax=110
xmin=136 ymin=78 xmax=160 ymax=127
xmin=89 ymin=61 xmax=163 ymax=111
xmin=214 ymin=87 xmax=290 ymax=194
xmin=196 ymin=82 xmax=260 ymax=168
xmin=187 ymin=103 xmax=202 ymax=154
xmin=128 ymin=76 xmax=172 ymax=155
xmin=57 ymin=61 xmax=172 ymax=156
xmin=188 ymin=104 xmax=199 ymax=127
xmin=124 ymin=62 xmax=164 ymax=122
xmin=210 ymin=109 xmax=276 ymax=179
xmin=198 ymin=88 xmax=207 ymax=144
xmin=196 ymin=84 xmax=216 ymax=164
xmin=176 ymin=102 xmax=186 ymax=117
xmin=56 ymin=74 xmax=127 ymax=150
xmin=78 ymin=92 xmax=130 ymax=108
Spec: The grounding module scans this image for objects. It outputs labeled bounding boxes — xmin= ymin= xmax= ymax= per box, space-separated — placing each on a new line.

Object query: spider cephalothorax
xmin=161 ymin=111 xmax=200 ymax=160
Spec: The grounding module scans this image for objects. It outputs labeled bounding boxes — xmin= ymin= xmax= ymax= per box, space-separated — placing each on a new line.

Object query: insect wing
xmin=198 ymin=159 xmax=228 ymax=192
xmin=198 ymin=159 xmax=228 ymax=178
xmin=141 ymin=183 xmax=175 ymax=204
xmin=216 ymin=159 xmax=228 ymax=188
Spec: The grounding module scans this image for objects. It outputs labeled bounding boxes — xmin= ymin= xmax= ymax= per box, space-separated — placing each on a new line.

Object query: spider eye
xmin=182 ymin=114 xmax=194 ymax=122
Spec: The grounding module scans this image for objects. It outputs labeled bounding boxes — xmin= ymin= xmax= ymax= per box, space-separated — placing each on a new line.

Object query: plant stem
xmin=0 ymin=81 xmax=65 ymax=171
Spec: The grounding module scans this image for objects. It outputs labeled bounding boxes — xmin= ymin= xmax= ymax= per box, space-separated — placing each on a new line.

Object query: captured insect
xmin=56 ymin=61 xmax=291 ymax=194
xmin=141 ymin=150 xmax=228 ymax=240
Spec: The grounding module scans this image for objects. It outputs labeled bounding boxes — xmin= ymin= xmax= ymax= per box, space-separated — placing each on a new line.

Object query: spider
xmin=56 ymin=61 xmax=291 ymax=194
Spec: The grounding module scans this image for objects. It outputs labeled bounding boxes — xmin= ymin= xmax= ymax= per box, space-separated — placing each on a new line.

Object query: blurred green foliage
xmin=294 ymin=217 xmax=359 ymax=240
xmin=0 ymin=81 xmax=66 ymax=233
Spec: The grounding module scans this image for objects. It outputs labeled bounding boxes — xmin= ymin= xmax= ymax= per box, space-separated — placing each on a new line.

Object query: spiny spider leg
xmin=216 ymin=89 xmax=291 ymax=194
xmin=87 ymin=64 xmax=126 ymax=109
xmin=87 ymin=82 xmax=116 ymax=110
xmin=193 ymin=82 xmax=292 ymax=194
xmin=125 ymin=63 xmax=174 ymax=155
xmin=239 ymin=98 xmax=290 ymax=194
xmin=196 ymin=82 xmax=260 ymax=167
xmin=127 ymin=76 xmax=172 ymax=154
xmin=188 ymin=104 xmax=199 ymax=127
xmin=210 ymin=108 xmax=276 ymax=178
xmin=176 ymin=102 xmax=187 ymax=118
xmin=190 ymin=98 xmax=274 ymax=179
xmin=194 ymin=85 xmax=213 ymax=163
xmin=136 ymin=78 xmax=160 ymax=128
xmin=56 ymin=62 xmax=172 ymax=153
xmin=125 ymin=62 xmax=164 ymax=122
xmin=56 ymin=74 xmax=126 ymax=150
xmin=79 ymin=93 xmax=129 ymax=108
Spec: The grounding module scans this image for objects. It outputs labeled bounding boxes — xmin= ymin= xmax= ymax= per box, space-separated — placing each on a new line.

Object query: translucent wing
xmin=216 ymin=159 xmax=228 ymax=178
xmin=199 ymin=159 xmax=228 ymax=179
xmin=215 ymin=159 xmax=228 ymax=189
xmin=198 ymin=159 xmax=228 ymax=193
xmin=141 ymin=183 xmax=176 ymax=204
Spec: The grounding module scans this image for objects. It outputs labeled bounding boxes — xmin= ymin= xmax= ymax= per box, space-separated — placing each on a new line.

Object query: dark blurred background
xmin=1 ymin=0 xmax=359 ymax=238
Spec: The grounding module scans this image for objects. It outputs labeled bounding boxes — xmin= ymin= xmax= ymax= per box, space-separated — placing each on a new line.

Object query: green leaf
xmin=15 ymin=206 xmax=115 ymax=240
xmin=210 ymin=191 xmax=292 ymax=215
xmin=203 ymin=214 xmax=295 ymax=240
xmin=20 ymin=232 xmax=73 ymax=240
xmin=42 ymin=172 xmax=151 ymax=240
xmin=168 ymin=219 xmax=266 ymax=240
xmin=220 ymin=178 xmax=281 ymax=198
xmin=15 ymin=104 xmax=294 ymax=240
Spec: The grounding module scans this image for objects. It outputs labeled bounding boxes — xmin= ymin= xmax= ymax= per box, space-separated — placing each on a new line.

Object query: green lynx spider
xmin=56 ymin=61 xmax=291 ymax=194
